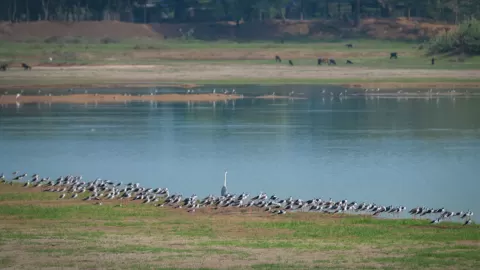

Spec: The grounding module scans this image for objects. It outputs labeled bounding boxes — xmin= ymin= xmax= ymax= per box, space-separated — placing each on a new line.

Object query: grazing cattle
xmin=346 ymin=60 xmax=353 ymax=64
xmin=0 ymin=63 xmax=7 ymax=71
xmin=288 ymin=60 xmax=294 ymax=66
xmin=329 ymin=59 xmax=337 ymax=65
xmin=431 ymin=57 xmax=435 ymax=65
xmin=390 ymin=52 xmax=398 ymax=59
xmin=21 ymin=63 xmax=32 ymax=70
xmin=275 ymin=55 xmax=282 ymax=63
xmin=318 ymin=58 xmax=328 ymax=65
xmin=345 ymin=43 xmax=353 ymax=48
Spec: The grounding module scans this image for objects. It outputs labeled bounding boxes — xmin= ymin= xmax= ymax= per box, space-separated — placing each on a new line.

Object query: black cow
xmin=390 ymin=52 xmax=398 ymax=59
xmin=318 ymin=58 xmax=328 ymax=65
xmin=345 ymin=43 xmax=353 ymax=48
xmin=329 ymin=59 xmax=337 ymax=65
xmin=21 ymin=63 xmax=32 ymax=70
xmin=431 ymin=57 xmax=435 ymax=65
xmin=288 ymin=60 xmax=294 ymax=66
xmin=0 ymin=63 xmax=7 ymax=71
xmin=346 ymin=60 xmax=353 ymax=64
xmin=275 ymin=55 xmax=282 ymax=63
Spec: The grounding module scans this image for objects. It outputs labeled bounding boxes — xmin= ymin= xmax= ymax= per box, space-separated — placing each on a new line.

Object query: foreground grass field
xmin=0 ymin=184 xmax=479 ymax=269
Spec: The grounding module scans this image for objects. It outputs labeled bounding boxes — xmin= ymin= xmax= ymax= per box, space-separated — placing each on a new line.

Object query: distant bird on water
xmin=221 ymin=170 xmax=228 ymax=197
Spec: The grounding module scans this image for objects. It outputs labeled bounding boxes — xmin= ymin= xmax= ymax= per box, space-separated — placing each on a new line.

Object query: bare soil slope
xmin=0 ymin=21 xmax=160 ymax=41
xmin=152 ymin=18 xmax=453 ymax=41
xmin=0 ymin=18 xmax=453 ymax=41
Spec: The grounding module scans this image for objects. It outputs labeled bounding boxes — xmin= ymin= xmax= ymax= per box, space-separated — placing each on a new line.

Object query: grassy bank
xmin=0 ymin=184 xmax=479 ymax=269
xmin=1 ymin=63 xmax=479 ymax=91
xmin=1 ymin=38 xmax=480 ymax=90
xmin=1 ymin=38 xmax=480 ymax=70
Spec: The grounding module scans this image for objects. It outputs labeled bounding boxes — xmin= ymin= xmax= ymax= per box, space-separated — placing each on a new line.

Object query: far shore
xmin=0 ymin=93 xmax=311 ymax=105
xmin=1 ymin=64 xmax=480 ymax=91
xmin=0 ymin=93 xmax=244 ymax=105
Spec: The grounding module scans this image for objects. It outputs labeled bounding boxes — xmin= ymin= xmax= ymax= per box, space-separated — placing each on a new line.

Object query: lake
xmin=1 ymin=85 xmax=479 ymax=221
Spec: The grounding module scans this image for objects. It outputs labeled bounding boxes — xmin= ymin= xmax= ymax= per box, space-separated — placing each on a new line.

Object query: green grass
xmin=0 ymin=191 xmax=60 ymax=201
xmin=0 ymin=184 xmax=478 ymax=269
xmin=176 ymin=77 xmax=480 ymax=87
xmin=98 ymin=245 xmax=194 ymax=254
xmin=2 ymin=38 xmax=479 ymax=70
xmin=0 ymin=256 xmax=14 ymax=268
xmin=0 ymin=203 xmax=169 ymax=220
xmin=0 ymin=38 xmax=416 ymax=52
xmin=1 ymin=38 xmax=479 ymax=91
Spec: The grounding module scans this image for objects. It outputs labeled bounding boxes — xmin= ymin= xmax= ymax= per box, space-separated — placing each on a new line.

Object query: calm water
xmin=1 ymin=86 xmax=479 ymax=221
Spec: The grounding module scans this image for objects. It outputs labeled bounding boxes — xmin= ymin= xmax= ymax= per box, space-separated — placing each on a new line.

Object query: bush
xmin=428 ymin=18 xmax=480 ymax=55
xmin=44 ymin=36 xmax=85 ymax=44
xmin=100 ymin=37 xmax=118 ymax=44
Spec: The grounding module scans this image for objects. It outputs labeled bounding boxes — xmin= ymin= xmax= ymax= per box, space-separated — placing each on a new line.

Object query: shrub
xmin=428 ymin=18 xmax=480 ymax=55
xmin=100 ymin=37 xmax=118 ymax=44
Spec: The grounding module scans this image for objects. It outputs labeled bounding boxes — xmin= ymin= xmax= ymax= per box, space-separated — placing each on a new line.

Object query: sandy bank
xmin=0 ymin=93 xmax=242 ymax=105
xmin=1 ymin=64 xmax=479 ymax=90
xmin=255 ymin=95 xmax=306 ymax=99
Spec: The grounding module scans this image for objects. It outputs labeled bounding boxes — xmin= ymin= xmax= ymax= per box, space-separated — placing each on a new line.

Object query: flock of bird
xmin=0 ymin=171 xmax=474 ymax=226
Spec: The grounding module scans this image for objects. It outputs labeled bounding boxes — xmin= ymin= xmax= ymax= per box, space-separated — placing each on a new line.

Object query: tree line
xmin=0 ymin=0 xmax=479 ymax=25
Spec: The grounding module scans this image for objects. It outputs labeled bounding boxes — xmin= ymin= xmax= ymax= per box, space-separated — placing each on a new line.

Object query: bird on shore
xmin=13 ymin=174 xmax=27 ymax=180
xmin=3 ymin=169 xmax=475 ymax=226
xmin=221 ymin=170 xmax=228 ymax=197
xmin=430 ymin=218 xmax=442 ymax=224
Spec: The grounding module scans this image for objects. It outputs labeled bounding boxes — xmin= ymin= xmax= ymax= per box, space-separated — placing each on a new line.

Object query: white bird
xmin=221 ymin=171 xmax=228 ymax=197
xmin=16 ymin=94 xmax=20 ymax=100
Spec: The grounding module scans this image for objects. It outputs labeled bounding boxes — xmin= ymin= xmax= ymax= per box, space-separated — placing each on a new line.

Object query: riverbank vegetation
xmin=1 ymin=0 xmax=479 ymax=27
xmin=428 ymin=18 xmax=480 ymax=56
xmin=0 ymin=184 xmax=479 ymax=269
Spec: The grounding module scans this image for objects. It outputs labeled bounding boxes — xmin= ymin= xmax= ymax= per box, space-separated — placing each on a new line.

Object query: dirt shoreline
xmin=0 ymin=93 xmax=312 ymax=105
xmin=0 ymin=93 xmax=242 ymax=105
xmin=1 ymin=64 xmax=480 ymax=91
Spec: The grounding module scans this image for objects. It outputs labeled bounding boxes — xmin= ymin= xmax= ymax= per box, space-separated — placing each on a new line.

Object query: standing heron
xmin=221 ymin=171 xmax=228 ymax=197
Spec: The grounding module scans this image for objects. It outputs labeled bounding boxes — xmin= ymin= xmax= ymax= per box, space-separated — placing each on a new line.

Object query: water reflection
xmin=0 ymin=87 xmax=479 ymax=222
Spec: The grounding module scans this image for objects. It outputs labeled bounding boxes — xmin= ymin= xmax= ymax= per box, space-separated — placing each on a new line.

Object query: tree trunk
xmin=407 ymin=7 xmax=411 ymax=20
xmin=41 ymin=0 xmax=50 ymax=20
xmin=26 ymin=0 xmax=30 ymax=22
xmin=355 ymin=0 xmax=360 ymax=26
xmin=12 ymin=0 xmax=17 ymax=22
xmin=8 ymin=0 xmax=11 ymax=22
xmin=337 ymin=2 xmax=341 ymax=19
xmin=220 ymin=0 xmax=229 ymax=18
xmin=325 ymin=0 xmax=330 ymax=18
xmin=300 ymin=0 xmax=304 ymax=20
xmin=174 ymin=0 xmax=186 ymax=21
xmin=285 ymin=5 xmax=291 ymax=19
xmin=144 ymin=3 xmax=147 ymax=23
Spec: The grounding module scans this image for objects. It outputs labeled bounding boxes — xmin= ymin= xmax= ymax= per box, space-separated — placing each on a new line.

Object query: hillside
xmin=0 ymin=18 xmax=453 ymax=42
